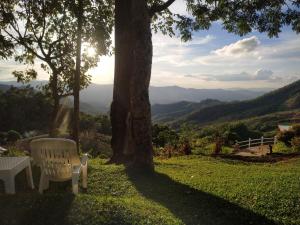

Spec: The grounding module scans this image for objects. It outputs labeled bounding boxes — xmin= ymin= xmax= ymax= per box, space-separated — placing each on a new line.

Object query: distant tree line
xmin=0 ymin=87 xmax=52 ymax=134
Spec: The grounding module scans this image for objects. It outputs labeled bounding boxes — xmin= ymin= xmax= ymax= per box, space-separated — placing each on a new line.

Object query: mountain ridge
xmin=0 ymin=81 xmax=267 ymax=113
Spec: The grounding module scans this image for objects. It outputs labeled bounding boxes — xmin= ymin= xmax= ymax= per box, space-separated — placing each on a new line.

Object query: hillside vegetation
xmin=152 ymin=99 xmax=222 ymax=123
xmin=154 ymin=80 xmax=300 ymax=126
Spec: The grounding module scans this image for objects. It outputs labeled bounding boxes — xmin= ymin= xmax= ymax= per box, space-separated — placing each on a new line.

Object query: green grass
xmin=0 ymin=156 xmax=300 ymax=225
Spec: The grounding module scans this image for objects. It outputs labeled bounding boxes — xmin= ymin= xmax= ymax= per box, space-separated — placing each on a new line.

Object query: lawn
xmin=0 ymin=155 xmax=299 ymax=225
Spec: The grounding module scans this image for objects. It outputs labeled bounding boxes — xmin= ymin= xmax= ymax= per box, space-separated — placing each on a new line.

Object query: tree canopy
xmin=0 ymin=0 xmax=114 ymax=99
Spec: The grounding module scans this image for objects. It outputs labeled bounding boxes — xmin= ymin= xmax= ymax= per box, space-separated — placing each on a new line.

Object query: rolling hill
xmin=164 ymin=79 xmax=300 ymax=125
xmin=152 ymin=99 xmax=222 ymax=123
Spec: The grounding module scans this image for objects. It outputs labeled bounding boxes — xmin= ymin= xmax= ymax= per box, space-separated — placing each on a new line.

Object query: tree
xmin=74 ymin=0 xmax=84 ymax=151
xmin=110 ymin=0 xmax=300 ymax=169
xmin=0 ymin=0 xmax=113 ymax=136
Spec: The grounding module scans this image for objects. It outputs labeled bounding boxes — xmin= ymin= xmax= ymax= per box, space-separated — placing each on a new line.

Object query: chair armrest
xmin=81 ymin=153 xmax=88 ymax=166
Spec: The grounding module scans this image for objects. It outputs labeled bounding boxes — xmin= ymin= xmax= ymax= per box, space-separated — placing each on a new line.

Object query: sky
xmin=0 ymin=0 xmax=300 ymax=90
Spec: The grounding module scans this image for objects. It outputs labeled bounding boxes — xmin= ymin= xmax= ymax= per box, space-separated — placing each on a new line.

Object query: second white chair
xmin=30 ymin=138 xmax=88 ymax=194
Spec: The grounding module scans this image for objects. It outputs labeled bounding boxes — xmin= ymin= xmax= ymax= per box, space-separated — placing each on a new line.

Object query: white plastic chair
xmin=30 ymin=138 xmax=88 ymax=194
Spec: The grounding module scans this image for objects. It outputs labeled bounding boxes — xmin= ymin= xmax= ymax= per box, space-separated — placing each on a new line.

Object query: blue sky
xmin=0 ymin=0 xmax=299 ymax=89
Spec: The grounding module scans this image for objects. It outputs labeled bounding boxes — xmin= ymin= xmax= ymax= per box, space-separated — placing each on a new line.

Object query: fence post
xmin=274 ymin=136 xmax=277 ymax=145
xmin=261 ymin=136 xmax=264 ymax=146
xmin=248 ymin=138 xmax=251 ymax=148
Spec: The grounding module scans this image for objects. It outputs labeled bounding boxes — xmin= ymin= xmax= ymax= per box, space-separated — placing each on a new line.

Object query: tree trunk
xmin=49 ymin=71 xmax=60 ymax=137
xmin=110 ymin=0 xmax=153 ymax=169
xmin=73 ymin=0 xmax=83 ymax=152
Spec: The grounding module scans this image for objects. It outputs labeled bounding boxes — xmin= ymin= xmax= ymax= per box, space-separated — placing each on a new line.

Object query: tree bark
xmin=73 ymin=0 xmax=83 ymax=152
xmin=110 ymin=0 xmax=153 ymax=169
xmin=49 ymin=71 xmax=60 ymax=137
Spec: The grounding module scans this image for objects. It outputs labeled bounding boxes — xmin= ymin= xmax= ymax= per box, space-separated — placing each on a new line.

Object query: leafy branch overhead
xmin=0 ymin=0 xmax=114 ymax=98
xmin=148 ymin=0 xmax=300 ymax=41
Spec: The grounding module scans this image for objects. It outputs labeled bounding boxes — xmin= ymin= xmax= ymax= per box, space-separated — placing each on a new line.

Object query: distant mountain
xmin=169 ymin=79 xmax=300 ymax=126
xmin=152 ymin=99 xmax=222 ymax=123
xmin=0 ymin=81 xmax=266 ymax=114
xmin=80 ymin=84 xmax=265 ymax=113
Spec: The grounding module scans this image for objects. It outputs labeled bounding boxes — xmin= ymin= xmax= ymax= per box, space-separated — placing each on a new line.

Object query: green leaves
xmin=12 ymin=69 xmax=37 ymax=84
xmin=148 ymin=0 xmax=300 ymax=40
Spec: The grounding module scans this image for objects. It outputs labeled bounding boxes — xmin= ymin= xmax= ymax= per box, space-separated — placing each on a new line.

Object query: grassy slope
xmin=0 ymin=156 xmax=299 ymax=225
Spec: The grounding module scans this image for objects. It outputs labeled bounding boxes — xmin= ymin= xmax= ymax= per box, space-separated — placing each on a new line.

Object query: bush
xmin=152 ymin=124 xmax=179 ymax=148
xmin=0 ymin=132 xmax=7 ymax=145
xmin=292 ymin=124 xmax=300 ymax=136
xmin=5 ymin=146 xmax=27 ymax=157
xmin=7 ymin=130 xmax=22 ymax=143
xmin=277 ymin=124 xmax=300 ymax=146
xmin=80 ymin=131 xmax=112 ymax=158
xmin=273 ymin=141 xmax=294 ymax=153
xmin=291 ymin=137 xmax=300 ymax=152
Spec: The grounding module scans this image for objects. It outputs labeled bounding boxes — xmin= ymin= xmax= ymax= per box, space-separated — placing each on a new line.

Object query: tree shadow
xmin=0 ymin=167 xmax=75 ymax=225
xmin=216 ymin=152 xmax=300 ymax=163
xmin=126 ymin=169 xmax=276 ymax=225
xmin=0 ymin=193 xmax=75 ymax=225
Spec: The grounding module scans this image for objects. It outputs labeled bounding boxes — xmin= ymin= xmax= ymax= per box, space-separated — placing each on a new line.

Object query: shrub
xmin=152 ymin=124 xmax=179 ymax=148
xmin=273 ymin=141 xmax=293 ymax=153
xmin=6 ymin=146 xmax=27 ymax=157
xmin=277 ymin=130 xmax=294 ymax=146
xmin=291 ymin=137 xmax=300 ymax=152
xmin=292 ymin=124 xmax=300 ymax=136
xmin=7 ymin=130 xmax=22 ymax=143
xmin=80 ymin=131 xmax=112 ymax=158
xmin=0 ymin=132 xmax=7 ymax=145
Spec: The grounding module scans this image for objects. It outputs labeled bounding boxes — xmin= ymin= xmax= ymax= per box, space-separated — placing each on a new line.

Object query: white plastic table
xmin=0 ymin=157 xmax=34 ymax=194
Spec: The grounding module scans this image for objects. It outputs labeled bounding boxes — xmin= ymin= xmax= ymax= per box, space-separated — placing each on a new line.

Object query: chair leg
xmin=82 ymin=165 xmax=87 ymax=189
xmin=25 ymin=164 xmax=35 ymax=189
xmin=43 ymin=177 xmax=49 ymax=190
xmin=72 ymin=174 xmax=79 ymax=194
xmin=4 ymin=176 xmax=15 ymax=194
xmin=39 ymin=171 xmax=47 ymax=194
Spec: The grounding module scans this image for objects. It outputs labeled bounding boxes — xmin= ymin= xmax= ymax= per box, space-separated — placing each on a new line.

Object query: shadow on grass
xmin=0 ymin=167 xmax=75 ymax=225
xmin=216 ymin=152 xmax=300 ymax=163
xmin=126 ymin=168 xmax=276 ymax=225
xmin=0 ymin=193 xmax=75 ymax=225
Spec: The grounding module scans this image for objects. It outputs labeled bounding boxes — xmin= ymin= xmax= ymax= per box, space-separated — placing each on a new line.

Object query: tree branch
xmin=149 ymin=0 xmax=176 ymax=17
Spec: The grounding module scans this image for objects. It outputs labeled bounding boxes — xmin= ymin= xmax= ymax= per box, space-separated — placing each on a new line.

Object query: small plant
xmin=7 ymin=130 xmax=22 ymax=143
xmin=273 ymin=141 xmax=294 ymax=153
xmin=291 ymin=137 xmax=300 ymax=152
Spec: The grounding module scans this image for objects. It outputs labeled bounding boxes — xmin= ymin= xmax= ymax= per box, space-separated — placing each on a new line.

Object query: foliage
xmin=273 ymin=141 xmax=294 ymax=154
xmin=197 ymin=122 xmax=261 ymax=145
xmin=4 ymin=146 xmax=27 ymax=157
xmin=1 ymin=156 xmax=300 ymax=225
xmin=6 ymin=130 xmax=21 ymax=143
xmin=291 ymin=137 xmax=300 ymax=152
xmin=277 ymin=123 xmax=300 ymax=146
xmin=147 ymin=0 xmax=300 ymax=41
xmin=0 ymin=0 xmax=114 ymax=118
xmin=152 ymin=124 xmax=179 ymax=147
xmin=80 ymin=113 xmax=111 ymax=135
xmin=80 ymin=131 xmax=112 ymax=158
xmin=0 ymin=87 xmax=52 ymax=134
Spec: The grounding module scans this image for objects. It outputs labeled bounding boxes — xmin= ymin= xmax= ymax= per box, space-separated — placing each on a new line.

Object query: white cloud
xmin=214 ymin=36 xmax=260 ymax=57
xmin=254 ymin=69 xmax=273 ymax=80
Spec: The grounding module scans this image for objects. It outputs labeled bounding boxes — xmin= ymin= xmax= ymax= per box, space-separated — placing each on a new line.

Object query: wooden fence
xmin=235 ymin=136 xmax=277 ymax=149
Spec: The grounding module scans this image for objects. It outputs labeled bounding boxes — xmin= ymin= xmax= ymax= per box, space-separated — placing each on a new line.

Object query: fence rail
xmin=235 ymin=136 xmax=277 ymax=149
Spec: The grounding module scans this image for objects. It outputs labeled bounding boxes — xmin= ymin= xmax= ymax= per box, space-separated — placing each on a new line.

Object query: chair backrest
xmin=30 ymin=138 xmax=80 ymax=180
